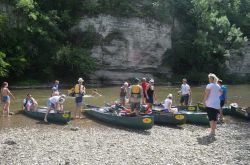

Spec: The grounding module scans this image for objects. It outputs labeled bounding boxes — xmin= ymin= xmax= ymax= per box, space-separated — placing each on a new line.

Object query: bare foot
xmin=44 ymin=119 xmax=48 ymax=123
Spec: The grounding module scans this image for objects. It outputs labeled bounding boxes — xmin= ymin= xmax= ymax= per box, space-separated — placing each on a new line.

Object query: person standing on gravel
xmin=218 ymin=80 xmax=227 ymax=122
xmin=178 ymin=78 xmax=191 ymax=106
xmin=129 ymin=78 xmax=143 ymax=115
xmin=203 ymin=73 xmax=222 ymax=136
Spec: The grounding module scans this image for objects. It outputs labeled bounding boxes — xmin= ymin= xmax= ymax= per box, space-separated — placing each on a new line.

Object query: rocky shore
xmin=0 ymin=119 xmax=249 ymax=165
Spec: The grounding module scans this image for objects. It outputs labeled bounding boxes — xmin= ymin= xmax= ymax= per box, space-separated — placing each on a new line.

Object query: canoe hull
xmin=85 ymin=108 xmax=154 ymax=130
xmin=152 ymin=112 xmax=186 ymax=125
xmin=180 ymin=111 xmax=209 ymax=125
xmin=153 ymin=105 xmax=208 ymax=125
xmin=23 ymin=108 xmax=71 ymax=124
xmin=231 ymin=106 xmax=250 ymax=120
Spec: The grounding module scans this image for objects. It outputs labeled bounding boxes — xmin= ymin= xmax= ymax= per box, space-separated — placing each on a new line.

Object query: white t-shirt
xmin=205 ymin=83 xmax=221 ymax=109
xmin=163 ymin=98 xmax=172 ymax=110
xmin=181 ymin=84 xmax=190 ymax=95
xmin=49 ymin=96 xmax=60 ymax=104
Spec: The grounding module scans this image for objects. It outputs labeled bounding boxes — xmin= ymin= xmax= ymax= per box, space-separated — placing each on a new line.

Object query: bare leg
xmin=2 ymin=103 xmax=5 ymax=116
xmin=75 ymin=106 xmax=79 ymax=119
xmin=34 ymin=103 xmax=38 ymax=111
xmin=220 ymin=109 xmax=224 ymax=121
xmin=209 ymin=120 xmax=216 ymax=135
xmin=44 ymin=108 xmax=51 ymax=122
xmin=6 ymin=102 xmax=10 ymax=116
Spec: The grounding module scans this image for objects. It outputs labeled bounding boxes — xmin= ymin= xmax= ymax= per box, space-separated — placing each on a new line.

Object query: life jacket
xmin=23 ymin=98 xmax=33 ymax=106
xmin=131 ymin=85 xmax=141 ymax=98
xmin=74 ymin=84 xmax=81 ymax=94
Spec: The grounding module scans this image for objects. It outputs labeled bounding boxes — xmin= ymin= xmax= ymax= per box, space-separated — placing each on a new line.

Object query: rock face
xmin=74 ymin=15 xmax=172 ymax=84
xmin=227 ymin=42 xmax=250 ymax=75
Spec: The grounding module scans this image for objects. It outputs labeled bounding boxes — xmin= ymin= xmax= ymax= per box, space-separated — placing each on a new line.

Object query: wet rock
xmin=70 ymin=127 xmax=79 ymax=131
xmin=4 ymin=140 xmax=16 ymax=145
xmin=9 ymin=112 xmax=15 ymax=115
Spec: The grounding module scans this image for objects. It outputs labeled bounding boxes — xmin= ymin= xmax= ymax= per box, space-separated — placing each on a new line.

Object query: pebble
xmin=0 ymin=122 xmax=249 ymax=165
xmin=70 ymin=127 xmax=80 ymax=131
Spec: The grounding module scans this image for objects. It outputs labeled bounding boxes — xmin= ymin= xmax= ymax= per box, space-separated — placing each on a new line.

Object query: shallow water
xmin=0 ymin=85 xmax=249 ymax=128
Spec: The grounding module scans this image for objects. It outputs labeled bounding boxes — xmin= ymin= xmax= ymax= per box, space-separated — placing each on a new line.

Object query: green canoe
xmin=23 ymin=107 xmax=71 ymax=124
xmin=230 ymin=105 xmax=250 ymax=120
xmin=151 ymin=105 xmax=186 ymax=125
xmin=179 ymin=110 xmax=209 ymax=125
xmin=177 ymin=106 xmax=209 ymax=125
xmin=198 ymin=103 xmax=231 ymax=116
xmin=85 ymin=105 xmax=154 ymax=130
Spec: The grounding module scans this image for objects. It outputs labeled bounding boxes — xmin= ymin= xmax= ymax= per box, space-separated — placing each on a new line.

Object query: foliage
xmin=0 ymin=0 xmax=249 ymax=84
xmin=166 ymin=0 xmax=248 ymax=82
xmin=54 ymin=45 xmax=96 ymax=79
xmin=0 ymin=0 xmax=95 ymax=82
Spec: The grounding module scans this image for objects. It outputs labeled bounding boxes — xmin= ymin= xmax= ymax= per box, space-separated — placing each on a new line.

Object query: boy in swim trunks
xmin=1 ymin=82 xmax=15 ymax=116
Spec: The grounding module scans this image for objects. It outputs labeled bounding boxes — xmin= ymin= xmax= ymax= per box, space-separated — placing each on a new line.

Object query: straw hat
xmin=167 ymin=93 xmax=173 ymax=98
xmin=78 ymin=78 xmax=84 ymax=83
xmin=59 ymin=94 xmax=66 ymax=103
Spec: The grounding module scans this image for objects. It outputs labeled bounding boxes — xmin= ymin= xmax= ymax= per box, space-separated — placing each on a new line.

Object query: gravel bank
xmin=0 ymin=120 xmax=249 ymax=165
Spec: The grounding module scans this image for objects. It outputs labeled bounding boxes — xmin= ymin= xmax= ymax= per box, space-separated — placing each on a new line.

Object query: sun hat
xmin=59 ymin=98 xmax=65 ymax=103
xmin=78 ymin=78 xmax=84 ymax=82
xmin=167 ymin=93 xmax=173 ymax=98
xmin=59 ymin=95 xmax=66 ymax=103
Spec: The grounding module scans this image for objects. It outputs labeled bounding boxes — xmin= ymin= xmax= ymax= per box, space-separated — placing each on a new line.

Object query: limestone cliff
xmin=227 ymin=42 xmax=250 ymax=76
xmin=73 ymin=15 xmax=173 ymax=84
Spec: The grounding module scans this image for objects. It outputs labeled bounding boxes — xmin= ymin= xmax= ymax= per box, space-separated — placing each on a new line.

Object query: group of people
xmin=119 ymin=77 xmax=192 ymax=115
xmin=46 ymin=78 xmax=88 ymax=121
xmin=119 ymin=73 xmax=227 ymax=136
xmin=1 ymin=73 xmax=227 ymax=135
xmin=0 ymin=78 xmax=88 ymax=122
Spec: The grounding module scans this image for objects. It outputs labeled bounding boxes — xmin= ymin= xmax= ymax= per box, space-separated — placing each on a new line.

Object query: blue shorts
xmin=75 ymin=96 xmax=83 ymax=103
xmin=2 ymin=96 xmax=10 ymax=103
xmin=75 ymin=97 xmax=83 ymax=107
xmin=48 ymin=100 xmax=56 ymax=109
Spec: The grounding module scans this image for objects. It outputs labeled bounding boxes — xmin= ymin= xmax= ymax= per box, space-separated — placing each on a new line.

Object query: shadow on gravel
xmin=36 ymin=121 xmax=51 ymax=125
xmin=197 ymin=135 xmax=216 ymax=145
xmin=158 ymin=124 xmax=184 ymax=130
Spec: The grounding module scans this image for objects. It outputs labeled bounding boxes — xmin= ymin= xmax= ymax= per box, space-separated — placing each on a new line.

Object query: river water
xmin=0 ymin=85 xmax=249 ymax=128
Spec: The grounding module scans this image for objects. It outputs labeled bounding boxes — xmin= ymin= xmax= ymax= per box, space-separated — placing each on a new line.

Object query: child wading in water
xmin=1 ymin=82 xmax=15 ymax=116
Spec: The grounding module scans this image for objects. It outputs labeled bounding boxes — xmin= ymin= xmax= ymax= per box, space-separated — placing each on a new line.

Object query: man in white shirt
xmin=178 ymin=78 xmax=191 ymax=106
